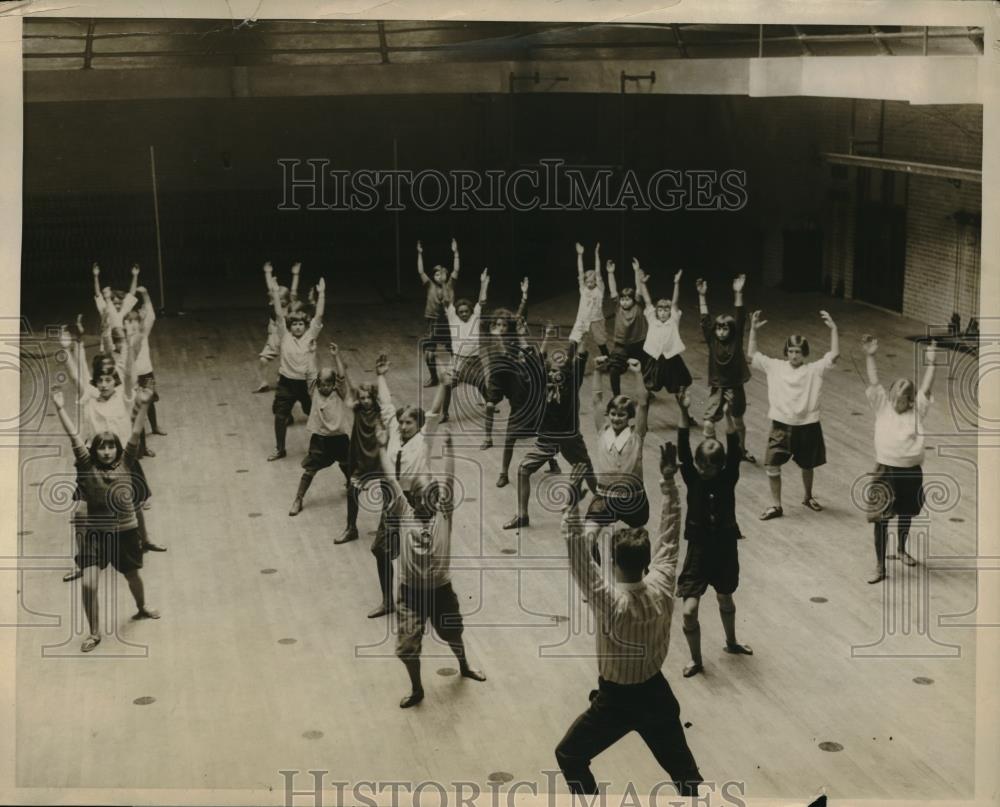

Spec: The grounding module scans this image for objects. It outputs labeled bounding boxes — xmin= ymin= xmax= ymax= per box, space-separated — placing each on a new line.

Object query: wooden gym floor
xmin=14 ymin=285 xmax=980 ymax=800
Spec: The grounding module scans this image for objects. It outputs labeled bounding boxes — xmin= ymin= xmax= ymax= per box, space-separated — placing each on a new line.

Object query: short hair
xmin=90 ymin=353 xmax=121 ymax=387
xmin=583 ymin=269 xmax=597 ymax=280
xmin=694 ymin=438 xmax=726 ymax=475
xmin=655 ymin=298 xmax=672 ymax=309
xmin=396 ymin=405 xmax=426 ymax=429
xmin=431 ymin=264 xmax=448 ymax=281
xmin=619 ymin=287 xmax=635 ymax=300
xmin=286 ymin=310 xmax=310 ymax=327
xmin=611 ymin=527 xmax=651 ymax=576
xmin=888 ymin=378 xmax=916 ymax=408
xmin=486 ymin=307 xmax=515 ymax=335
xmin=454 ymin=298 xmax=474 ymax=312
xmin=354 ymin=382 xmax=377 ymax=407
xmin=714 ymin=314 xmax=736 ymax=329
xmin=411 ymin=479 xmax=442 ymax=522
xmin=784 ymin=335 xmax=810 ymax=357
xmin=606 ymin=394 xmax=637 ymax=419
xmin=88 ymin=430 xmax=123 ymax=468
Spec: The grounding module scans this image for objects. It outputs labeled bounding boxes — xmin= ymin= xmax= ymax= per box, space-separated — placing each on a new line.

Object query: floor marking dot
xmin=248 ymin=512 xmax=262 ymax=518
xmin=18 ymin=530 xmax=33 ymax=536
xmin=818 ymin=741 xmax=843 ymax=752
xmin=217 ymin=402 xmax=228 ymax=407
xmin=204 ymin=355 xmax=216 ymax=359
xmin=683 ymin=721 xmax=693 ymax=728
xmin=885 ymin=353 xmax=897 ymax=358
xmin=810 ymin=596 xmax=828 ymax=603
xmin=488 ymin=772 xmax=514 ymax=784
xmin=501 ymin=548 xmax=517 ymax=555
xmin=278 ymin=638 xmax=297 ymax=645
xmin=28 ymin=482 xmax=41 ymax=487
xmin=236 ymin=469 xmax=249 ymax=473
xmin=133 ymin=696 xmax=156 ymax=706
xmin=949 ymin=517 xmax=965 ymax=523
xmin=913 ymin=676 xmax=934 ymax=685
xmin=302 ymin=730 xmax=323 ymax=740
xmin=437 ymin=668 xmax=457 ymax=676
xmin=851 ymin=411 xmax=862 ymax=416
xmin=210 ymin=376 xmax=221 ymax=381
xmin=261 ymin=568 xmax=277 ymax=574
xmin=225 ymin=432 xmax=238 ymax=437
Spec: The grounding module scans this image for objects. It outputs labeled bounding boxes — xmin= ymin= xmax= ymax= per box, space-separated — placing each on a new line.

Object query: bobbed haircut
xmin=286 ymin=310 xmax=310 ymax=327
xmin=611 ymin=527 xmax=651 ymax=576
xmin=410 ymin=478 xmax=443 ymax=522
xmin=694 ymin=438 xmax=726 ymax=474
xmin=486 ymin=307 xmax=515 ymax=335
xmin=618 ymin=287 xmax=636 ymax=300
xmin=395 ymin=405 xmax=426 ymax=429
xmin=783 ymin=335 xmax=810 ymax=357
xmin=89 ymin=430 xmax=124 ymax=468
xmin=606 ymin=394 xmax=637 ymax=419
xmin=454 ymin=298 xmax=474 ymax=312
xmin=354 ymin=382 xmax=377 ymax=407
xmin=714 ymin=314 xmax=736 ymax=328
xmin=90 ymin=353 xmax=121 ymax=387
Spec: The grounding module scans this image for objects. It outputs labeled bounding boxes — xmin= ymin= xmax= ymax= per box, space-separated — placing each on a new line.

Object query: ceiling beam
xmin=824 ymin=152 xmax=982 ymax=183
xmin=8 ymin=0 xmax=990 ymax=27
xmin=22 ymin=55 xmax=983 ymax=105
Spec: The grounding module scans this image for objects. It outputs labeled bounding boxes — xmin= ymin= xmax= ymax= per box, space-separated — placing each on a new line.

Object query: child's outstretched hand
xmin=316 ymin=277 xmax=326 ymax=293
xmin=480 ymin=267 xmax=489 ymax=283
xmin=575 ymin=242 xmax=584 ymax=256
xmin=291 ymin=262 xmax=302 ymax=275
xmin=451 ymin=238 xmax=458 ymax=254
xmin=131 ymin=264 xmax=140 ymax=277
xmin=606 ymin=259 xmax=615 ymax=273
xmin=375 ymin=353 xmax=390 ymax=375
xmin=674 ymin=269 xmax=683 ymax=285
xmin=91 ymin=263 xmax=100 ymax=277
xmin=75 ymin=314 xmax=84 ymax=335
xmin=595 ymin=242 xmax=601 ymax=257
xmin=51 ymin=388 xmax=65 ymax=409
xmin=632 ymin=258 xmax=641 ymax=274
xmin=750 ymin=310 xmax=767 ymax=330
xmin=733 ymin=274 xmax=746 ymax=293
xmin=416 ymin=240 xmax=423 ymax=254
xmin=101 ymin=286 xmax=112 ymax=299
xmin=520 ymin=277 xmax=529 ymax=295
xmin=695 ymin=278 xmax=707 ymax=296
xmin=861 ymin=334 xmax=878 ymax=355
xmin=263 ymin=261 xmax=273 ymax=274
xmin=819 ymin=310 xmax=835 ymax=329
xmin=659 ymin=441 xmax=678 ymax=478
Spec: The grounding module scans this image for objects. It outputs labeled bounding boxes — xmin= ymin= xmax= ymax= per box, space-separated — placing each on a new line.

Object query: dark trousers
xmin=555 ymin=673 xmax=702 ymax=796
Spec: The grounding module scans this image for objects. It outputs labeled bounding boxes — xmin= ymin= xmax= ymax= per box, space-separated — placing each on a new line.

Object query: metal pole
xmin=149 ymin=145 xmax=166 ymax=312
xmin=393 ymin=136 xmax=400 ymax=297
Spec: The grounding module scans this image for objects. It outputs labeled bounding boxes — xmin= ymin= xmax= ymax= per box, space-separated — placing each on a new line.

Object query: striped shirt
xmin=564 ymin=477 xmax=681 ymax=684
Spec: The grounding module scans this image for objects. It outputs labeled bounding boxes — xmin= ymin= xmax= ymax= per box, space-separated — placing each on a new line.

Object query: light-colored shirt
xmin=576 ymin=281 xmax=605 ymax=325
xmin=79 ymin=385 xmax=132 ymax=445
xmin=384 ymin=410 xmax=442 ymax=494
xmin=277 ymin=317 xmax=323 ymax=381
xmin=642 ymin=307 xmax=685 ymax=360
xmin=132 ymin=306 xmax=156 ymax=377
xmin=752 ymin=351 xmax=837 ymax=426
xmin=392 ymin=497 xmax=453 ymax=589
xmin=596 ymin=425 xmax=644 ymax=491
xmin=306 ymin=378 xmax=353 ymax=437
xmin=446 ymin=302 xmax=482 ymax=359
xmin=95 ymin=293 xmax=137 ymax=336
xmin=565 ymin=478 xmax=681 ymax=685
xmin=867 ymin=384 xmax=930 ymax=467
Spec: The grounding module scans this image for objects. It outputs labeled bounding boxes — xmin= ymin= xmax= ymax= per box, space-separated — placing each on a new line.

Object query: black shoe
xmin=334 ymin=527 xmax=359 ymax=544
xmin=63 ymin=569 xmax=82 ymax=582
xmin=502 ymin=516 xmax=528 ymax=530
xmin=143 ymin=541 xmax=168 ymax=552
xmin=368 ymin=601 xmax=396 ymax=618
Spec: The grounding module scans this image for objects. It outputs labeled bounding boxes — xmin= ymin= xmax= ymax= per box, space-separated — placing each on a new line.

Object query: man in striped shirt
xmin=555 ymin=445 xmax=702 ymax=798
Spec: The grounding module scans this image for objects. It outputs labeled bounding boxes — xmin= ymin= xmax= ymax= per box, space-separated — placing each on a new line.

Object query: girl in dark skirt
xmin=861 ymin=335 xmax=938 ymax=583
xmin=635 ymin=266 xmax=692 ymax=394
xmin=51 ymin=385 xmax=160 ymax=653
